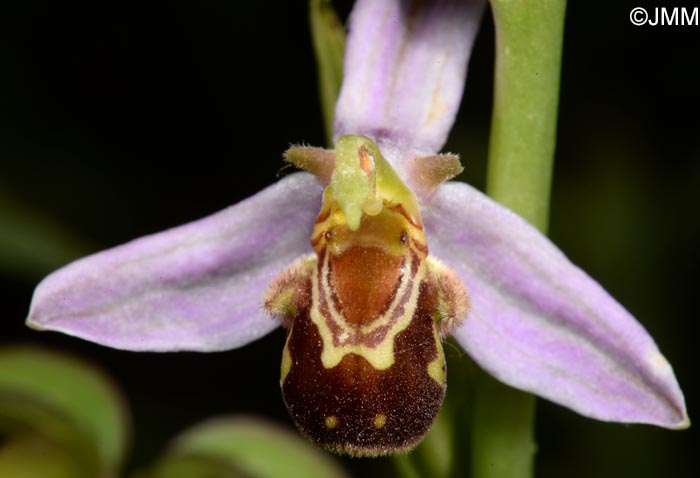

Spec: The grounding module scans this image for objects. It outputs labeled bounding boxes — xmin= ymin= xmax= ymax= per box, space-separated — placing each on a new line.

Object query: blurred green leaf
xmin=0 ymin=390 xmax=100 ymax=477
xmin=309 ymin=0 xmax=345 ymax=146
xmin=0 ymin=347 xmax=130 ymax=477
xmin=0 ymin=188 xmax=91 ymax=279
xmin=139 ymin=454 xmax=246 ymax=478
xmin=393 ymin=453 xmax=420 ymax=478
xmin=144 ymin=416 xmax=348 ymax=478
xmin=0 ymin=432 xmax=86 ymax=478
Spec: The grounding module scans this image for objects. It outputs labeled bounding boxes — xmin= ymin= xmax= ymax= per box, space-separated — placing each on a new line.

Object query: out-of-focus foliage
xmin=142 ymin=416 xmax=349 ymax=478
xmin=0 ymin=347 xmax=348 ymax=478
xmin=0 ymin=433 xmax=85 ymax=478
xmin=0 ymin=189 xmax=91 ymax=279
xmin=0 ymin=347 xmax=130 ymax=478
xmin=309 ymin=0 xmax=346 ymax=145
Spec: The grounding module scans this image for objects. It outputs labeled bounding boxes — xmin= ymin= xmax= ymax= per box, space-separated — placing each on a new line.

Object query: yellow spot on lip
xmin=325 ymin=416 xmax=339 ymax=429
xmin=373 ymin=413 xmax=387 ymax=429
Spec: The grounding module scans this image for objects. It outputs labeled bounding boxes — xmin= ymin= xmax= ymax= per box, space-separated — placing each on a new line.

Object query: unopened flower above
xmin=27 ymin=0 xmax=688 ymax=457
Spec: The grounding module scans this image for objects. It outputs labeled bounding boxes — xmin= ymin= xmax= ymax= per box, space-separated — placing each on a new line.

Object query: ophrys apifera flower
xmin=27 ymin=0 xmax=688 ymax=458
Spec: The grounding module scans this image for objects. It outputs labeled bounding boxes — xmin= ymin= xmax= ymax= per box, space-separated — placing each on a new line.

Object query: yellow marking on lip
xmin=427 ymin=323 xmax=446 ymax=385
xmin=373 ymin=413 xmax=387 ymax=429
xmin=306 ymin=135 xmax=431 ymax=372
xmin=321 ymin=245 xmax=415 ymax=336
xmin=312 ymin=185 xmax=425 ymax=255
xmin=310 ymin=248 xmax=426 ymax=371
xmin=280 ymin=331 xmax=293 ymax=384
xmin=325 ymin=415 xmax=339 ymax=429
xmin=358 ymin=254 xmax=416 ymax=335
xmin=310 ymin=208 xmax=427 ymax=338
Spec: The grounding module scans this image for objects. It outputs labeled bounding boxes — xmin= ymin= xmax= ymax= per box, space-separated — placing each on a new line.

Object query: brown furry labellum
xmin=264 ymin=215 xmax=468 ymax=457
xmin=264 ymin=136 xmax=469 ymax=457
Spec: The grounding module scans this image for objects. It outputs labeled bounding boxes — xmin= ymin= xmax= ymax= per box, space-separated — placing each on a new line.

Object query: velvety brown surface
xmin=282 ymin=279 xmax=445 ymax=456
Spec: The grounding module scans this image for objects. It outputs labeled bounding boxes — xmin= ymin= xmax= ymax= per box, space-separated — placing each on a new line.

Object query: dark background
xmin=1 ymin=1 xmax=698 ymax=477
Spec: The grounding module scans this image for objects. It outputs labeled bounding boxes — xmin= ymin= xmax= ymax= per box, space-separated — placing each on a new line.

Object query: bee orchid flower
xmin=27 ymin=0 xmax=687 ymax=458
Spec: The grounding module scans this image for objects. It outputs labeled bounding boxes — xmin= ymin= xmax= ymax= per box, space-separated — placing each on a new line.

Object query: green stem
xmin=486 ymin=0 xmax=567 ymax=231
xmin=471 ymin=372 xmax=537 ymax=478
xmin=475 ymin=1 xmax=567 ymax=478
xmin=309 ymin=0 xmax=345 ymax=146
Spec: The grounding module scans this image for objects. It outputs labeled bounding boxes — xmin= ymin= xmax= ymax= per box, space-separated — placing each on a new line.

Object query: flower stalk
xmin=309 ymin=0 xmax=345 ymax=146
xmin=487 ymin=0 xmax=567 ymax=230
xmin=474 ymin=1 xmax=568 ymax=477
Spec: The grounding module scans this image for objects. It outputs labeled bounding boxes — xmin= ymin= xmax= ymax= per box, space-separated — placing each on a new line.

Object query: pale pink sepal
xmin=27 ymin=173 xmax=324 ymax=352
xmin=334 ymin=0 xmax=485 ymax=178
xmin=422 ymin=182 xmax=689 ymax=428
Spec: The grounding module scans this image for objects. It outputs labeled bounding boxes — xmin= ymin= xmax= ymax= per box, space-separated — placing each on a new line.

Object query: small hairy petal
xmin=334 ymin=0 xmax=485 ymax=177
xmin=423 ymin=182 xmax=688 ymax=428
xmin=27 ymin=173 xmax=324 ymax=352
